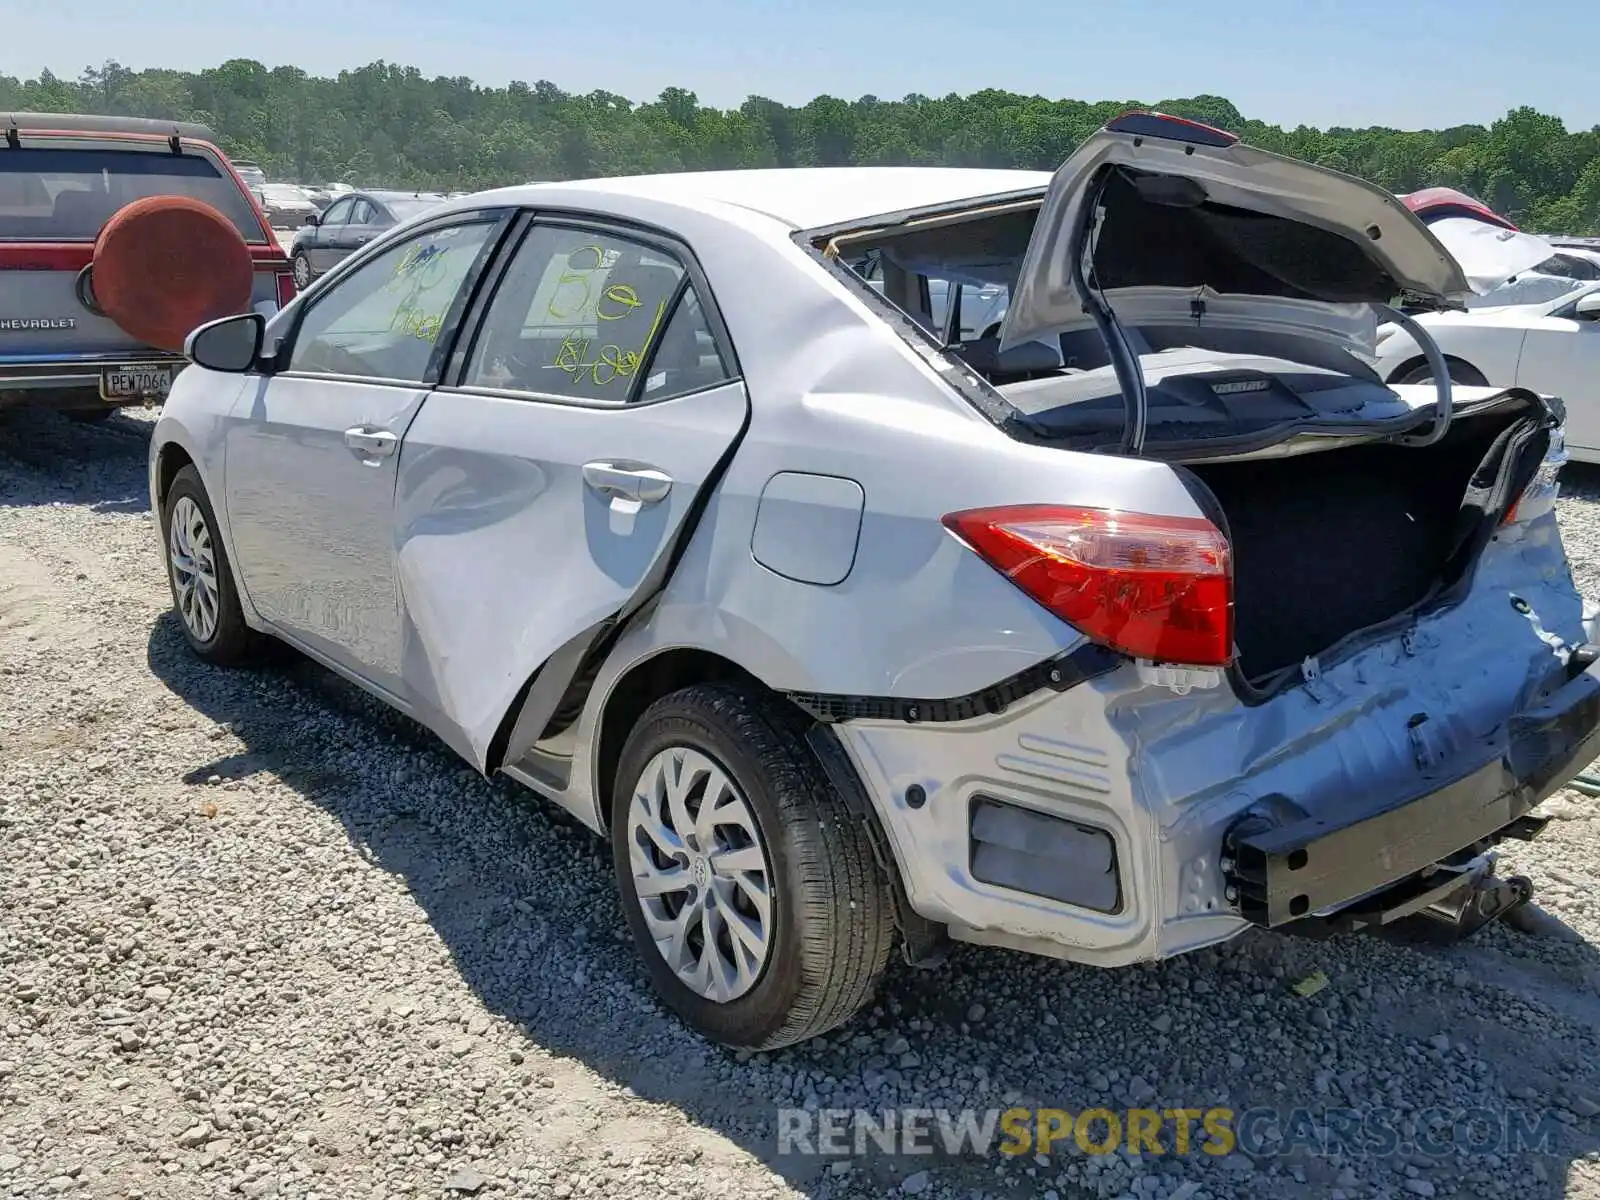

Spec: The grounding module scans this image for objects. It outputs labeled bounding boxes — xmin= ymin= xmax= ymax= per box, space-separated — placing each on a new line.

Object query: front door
xmin=334 ymin=199 xmax=381 ymax=264
xmin=307 ymin=196 xmax=353 ymax=272
xmin=1516 ymin=295 xmax=1600 ymax=457
xmin=223 ymin=213 xmax=507 ymax=697
xmin=391 ymin=218 xmax=750 ymax=765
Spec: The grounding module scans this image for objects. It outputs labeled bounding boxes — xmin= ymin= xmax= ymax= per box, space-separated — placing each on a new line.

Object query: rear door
xmin=223 ymin=211 xmax=510 ymax=699
xmin=392 ymin=215 xmax=748 ymax=767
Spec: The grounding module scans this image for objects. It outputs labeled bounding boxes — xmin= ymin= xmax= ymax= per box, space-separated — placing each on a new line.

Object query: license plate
xmin=99 ymin=366 xmax=173 ymax=402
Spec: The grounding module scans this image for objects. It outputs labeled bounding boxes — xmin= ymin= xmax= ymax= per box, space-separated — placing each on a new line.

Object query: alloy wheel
xmin=625 ymin=746 xmax=774 ymax=1002
xmin=168 ymin=495 xmax=220 ymax=643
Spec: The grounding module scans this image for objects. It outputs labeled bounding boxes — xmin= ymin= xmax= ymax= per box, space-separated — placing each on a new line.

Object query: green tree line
xmin=5 ymin=59 xmax=1600 ymax=233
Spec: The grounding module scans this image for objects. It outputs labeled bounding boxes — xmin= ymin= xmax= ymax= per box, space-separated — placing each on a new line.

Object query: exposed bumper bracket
xmin=1225 ymin=652 xmax=1600 ymax=931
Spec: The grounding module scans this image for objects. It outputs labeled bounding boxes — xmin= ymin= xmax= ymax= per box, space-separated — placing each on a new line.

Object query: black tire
xmin=611 ymin=682 xmax=895 ymax=1049
xmin=160 ymin=464 xmax=265 ymax=665
xmin=291 ymin=251 xmax=314 ymax=290
xmin=1393 ymin=358 xmax=1489 ymax=387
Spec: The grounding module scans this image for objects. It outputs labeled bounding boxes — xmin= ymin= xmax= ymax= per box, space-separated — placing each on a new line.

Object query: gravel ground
xmin=5 ymin=407 xmax=1600 ymax=1200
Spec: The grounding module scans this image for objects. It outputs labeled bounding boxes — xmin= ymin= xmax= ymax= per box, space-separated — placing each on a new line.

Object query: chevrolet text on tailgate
xmin=148 ymin=112 xmax=1597 ymax=1049
xmin=0 ymin=112 xmax=295 ymax=421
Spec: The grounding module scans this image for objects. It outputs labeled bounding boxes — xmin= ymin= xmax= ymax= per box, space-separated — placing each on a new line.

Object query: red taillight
xmin=943 ymin=504 xmax=1234 ymax=667
xmin=275 ymin=271 xmax=297 ymax=308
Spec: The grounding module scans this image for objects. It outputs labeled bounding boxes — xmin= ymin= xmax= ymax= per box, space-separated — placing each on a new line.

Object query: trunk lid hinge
xmin=1301 ymin=654 xmax=1336 ymax=703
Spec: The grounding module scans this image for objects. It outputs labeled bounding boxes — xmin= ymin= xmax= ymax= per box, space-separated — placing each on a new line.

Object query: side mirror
xmin=186 ymin=313 xmax=264 ymax=374
xmin=1577 ymin=293 xmax=1600 ymax=320
xmin=303 ymin=212 xmax=320 ymax=227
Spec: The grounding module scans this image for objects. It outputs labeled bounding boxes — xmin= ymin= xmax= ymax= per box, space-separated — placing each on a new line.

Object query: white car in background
xmin=1376 ymin=190 xmax=1600 ymax=462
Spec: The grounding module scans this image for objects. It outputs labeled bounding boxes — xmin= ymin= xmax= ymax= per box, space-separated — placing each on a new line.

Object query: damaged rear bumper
xmin=1224 ymin=649 xmax=1600 ymax=930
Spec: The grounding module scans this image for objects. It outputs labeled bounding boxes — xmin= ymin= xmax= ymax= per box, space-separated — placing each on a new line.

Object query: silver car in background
xmin=148 ymin=113 xmax=1596 ymax=1049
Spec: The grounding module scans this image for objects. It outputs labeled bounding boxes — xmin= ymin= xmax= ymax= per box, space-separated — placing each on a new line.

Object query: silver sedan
xmin=150 ymin=114 xmax=1594 ymax=1048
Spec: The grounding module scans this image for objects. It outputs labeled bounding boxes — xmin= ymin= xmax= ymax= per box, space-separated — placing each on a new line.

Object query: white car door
xmin=223 ymin=211 xmax=510 ymax=699
xmin=390 ymin=217 xmax=749 ymax=769
xmin=1512 ymin=288 xmax=1600 ymax=457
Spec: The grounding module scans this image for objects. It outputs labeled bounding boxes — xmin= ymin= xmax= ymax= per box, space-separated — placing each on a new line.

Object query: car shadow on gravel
xmin=146 ymin=610 xmax=1600 ymax=1200
xmin=0 ymin=407 xmax=155 ymax=513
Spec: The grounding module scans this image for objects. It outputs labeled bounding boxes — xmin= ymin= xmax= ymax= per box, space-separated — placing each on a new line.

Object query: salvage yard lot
xmin=4 ymin=407 xmax=1600 ymax=1200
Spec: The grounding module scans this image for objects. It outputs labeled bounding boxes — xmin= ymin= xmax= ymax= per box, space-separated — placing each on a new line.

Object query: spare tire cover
xmin=92 ymin=195 xmax=254 ymax=352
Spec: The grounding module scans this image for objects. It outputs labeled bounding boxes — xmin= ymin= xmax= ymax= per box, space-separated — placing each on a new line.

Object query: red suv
xmin=0 ymin=112 xmax=296 ymax=421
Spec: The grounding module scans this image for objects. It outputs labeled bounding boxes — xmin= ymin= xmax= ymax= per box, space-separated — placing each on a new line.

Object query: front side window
xmin=287 ymin=219 xmax=498 ymax=382
xmin=319 ymin=197 xmax=354 ymax=226
xmin=463 ymin=223 xmax=728 ymax=403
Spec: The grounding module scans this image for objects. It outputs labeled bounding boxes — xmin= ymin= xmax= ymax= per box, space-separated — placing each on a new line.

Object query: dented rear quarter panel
xmin=824 ymin=508 xmax=1591 ymax=965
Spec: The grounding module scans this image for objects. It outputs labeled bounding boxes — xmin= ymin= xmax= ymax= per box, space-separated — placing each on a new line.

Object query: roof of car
xmin=492 ymin=167 xmax=1054 ymax=230
xmin=2 ymin=111 xmax=221 ymax=144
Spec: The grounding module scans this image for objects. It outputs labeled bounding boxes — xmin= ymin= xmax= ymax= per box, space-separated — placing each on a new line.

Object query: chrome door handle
xmin=582 ymin=460 xmax=673 ymax=506
xmin=344 ymin=426 xmax=398 ymax=458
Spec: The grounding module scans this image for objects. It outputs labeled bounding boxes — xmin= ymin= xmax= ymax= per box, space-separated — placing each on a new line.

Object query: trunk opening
xmin=1187 ymin=407 xmax=1546 ymax=684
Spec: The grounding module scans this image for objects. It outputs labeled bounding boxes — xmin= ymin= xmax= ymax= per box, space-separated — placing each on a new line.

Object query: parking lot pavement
xmin=276 ymin=229 xmax=296 ymax=252
xmin=4 ymin=409 xmax=1600 ymax=1199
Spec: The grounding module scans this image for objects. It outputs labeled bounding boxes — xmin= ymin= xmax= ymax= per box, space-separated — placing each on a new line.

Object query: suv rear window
xmin=0 ymin=146 xmax=267 ymax=244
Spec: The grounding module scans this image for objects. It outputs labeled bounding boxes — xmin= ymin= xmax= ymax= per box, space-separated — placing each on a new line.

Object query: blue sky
xmin=7 ymin=0 xmax=1594 ymax=131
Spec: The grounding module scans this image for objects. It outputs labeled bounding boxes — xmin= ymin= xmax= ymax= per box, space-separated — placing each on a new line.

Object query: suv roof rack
xmin=2 ymin=112 xmax=220 ymax=145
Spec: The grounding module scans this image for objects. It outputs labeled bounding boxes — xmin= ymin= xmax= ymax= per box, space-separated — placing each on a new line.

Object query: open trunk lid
xmin=1000 ymin=113 xmax=1479 ymax=358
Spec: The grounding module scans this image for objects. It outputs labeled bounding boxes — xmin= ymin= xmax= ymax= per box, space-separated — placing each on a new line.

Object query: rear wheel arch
xmin=594 ymin=647 xmax=775 ymax=831
xmin=592 ymin=646 xmax=933 ymax=955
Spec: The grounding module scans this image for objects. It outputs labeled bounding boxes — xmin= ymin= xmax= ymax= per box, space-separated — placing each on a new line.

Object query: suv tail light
xmin=1503 ymin=427 xmax=1567 ymax=526
xmin=275 ymin=271 xmax=297 ymax=308
xmin=943 ymin=504 xmax=1234 ymax=666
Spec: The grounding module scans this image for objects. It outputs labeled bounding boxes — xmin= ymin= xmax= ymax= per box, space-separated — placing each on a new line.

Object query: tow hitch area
xmin=1262 ymin=850 xmax=1535 ymax=944
xmin=1225 ymin=651 xmax=1600 ymax=935
xmin=1344 ymin=853 xmax=1533 ymax=943
xmin=1407 ymin=868 xmax=1533 ymax=942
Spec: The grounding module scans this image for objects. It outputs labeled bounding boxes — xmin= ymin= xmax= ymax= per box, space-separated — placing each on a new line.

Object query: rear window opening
xmin=824 ymin=175 xmax=1411 ymax=454
xmin=0 ymin=146 xmax=267 ymax=244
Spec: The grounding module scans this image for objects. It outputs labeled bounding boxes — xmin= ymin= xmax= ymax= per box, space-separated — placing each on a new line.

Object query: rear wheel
xmin=611 ymin=682 xmax=895 ymax=1049
xmin=161 ymin=465 xmax=264 ymax=665
xmin=1393 ymin=359 xmax=1489 ymax=387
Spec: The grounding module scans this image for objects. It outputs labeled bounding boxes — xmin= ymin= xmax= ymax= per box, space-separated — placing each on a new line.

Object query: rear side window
xmin=0 ymin=146 xmax=266 ymax=243
xmin=462 ymin=223 xmax=732 ymax=404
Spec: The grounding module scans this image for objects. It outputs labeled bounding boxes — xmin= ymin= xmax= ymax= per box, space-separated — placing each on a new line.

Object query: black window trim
xmin=1551 ymin=285 xmax=1600 ymax=321
xmin=436 ymin=207 xmax=743 ymax=412
xmin=269 ymin=206 xmax=517 ymax=389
